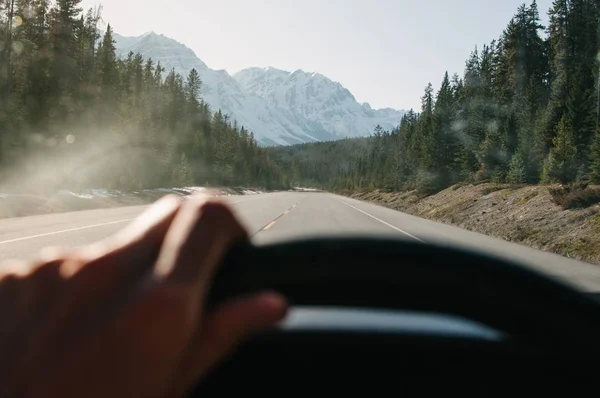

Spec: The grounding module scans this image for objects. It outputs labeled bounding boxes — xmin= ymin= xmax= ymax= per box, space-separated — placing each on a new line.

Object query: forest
xmin=270 ymin=0 xmax=600 ymax=194
xmin=0 ymin=1 xmax=598 ymax=196
xmin=0 ymin=0 xmax=289 ymax=192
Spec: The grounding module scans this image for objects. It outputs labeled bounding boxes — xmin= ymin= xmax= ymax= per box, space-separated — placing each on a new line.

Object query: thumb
xmin=178 ymin=292 xmax=288 ymax=388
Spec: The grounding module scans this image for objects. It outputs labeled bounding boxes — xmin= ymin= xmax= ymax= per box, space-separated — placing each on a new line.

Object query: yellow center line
xmin=263 ymin=221 xmax=277 ymax=230
xmin=252 ymin=195 xmax=307 ymax=236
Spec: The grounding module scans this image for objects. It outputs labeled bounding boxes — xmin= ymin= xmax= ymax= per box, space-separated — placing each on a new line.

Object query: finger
xmin=0 ymin=247 xmax=67 ymax=347
xmin=22 ymin=196 xmax=184 ymax=393
xmin=58 ymin=195 xmax=182 ymax=302
xmin=153 ymin=197 xmax=248 ymax=315
xmin=53 ymin=194 xmax=183 ymax=341
xmin=31 ymin=198 xmax=249 ymax=396
xmin=175 ymin=292 xmax=288 ymax=392
xmin=0 ymin=251 xmax=67 ymax=396
xmin=43 ymin=194 xmax=182 ymax=343
xmin=63 ymin=194 xmax=183 ymax=277
xmin=28 ymin=282 xmax=197 ymax=398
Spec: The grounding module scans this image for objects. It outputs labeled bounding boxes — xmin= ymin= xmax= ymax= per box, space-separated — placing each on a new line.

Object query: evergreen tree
xmin=541 ymin=116 xmax=577 ymax=183
xmin=507 ymin=152 xmax=527 ymax=184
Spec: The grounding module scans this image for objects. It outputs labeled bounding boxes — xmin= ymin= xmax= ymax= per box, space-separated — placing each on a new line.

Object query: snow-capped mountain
xmin=234 ymin=67 xmax=406 ymax=140
xmin=113 ymin=31 xmax=405 ymax=146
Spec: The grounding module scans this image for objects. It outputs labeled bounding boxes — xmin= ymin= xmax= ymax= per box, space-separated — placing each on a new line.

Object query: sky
xmin=81 ymin=0 xmax=553 ymax=111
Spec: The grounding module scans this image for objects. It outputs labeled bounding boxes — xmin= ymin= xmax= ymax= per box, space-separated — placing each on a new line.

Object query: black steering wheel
xmin=191 ymin=236 xmax=600 ymax=396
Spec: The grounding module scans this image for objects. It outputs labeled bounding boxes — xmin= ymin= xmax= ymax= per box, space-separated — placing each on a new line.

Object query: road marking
xmin=0 ymin=219 xmax=134 ymax=246
xmin=253 ymin=195 xmax=306 ymax=236
xmin=336 ymin=199 xmax=424 ymax=243
xmin=264 ymin=221 xmax=277 ymax=230
xmin=0 ymin=193 xmax=288 ymax=246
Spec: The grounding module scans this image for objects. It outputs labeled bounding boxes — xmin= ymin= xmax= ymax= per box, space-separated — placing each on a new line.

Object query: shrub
xmin=548 ymin=182 xmax=600 ymax=210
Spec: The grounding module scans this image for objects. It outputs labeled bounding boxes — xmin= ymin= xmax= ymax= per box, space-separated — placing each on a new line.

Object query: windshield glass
xmin=0 ymin=0 xmax=600 ymax=293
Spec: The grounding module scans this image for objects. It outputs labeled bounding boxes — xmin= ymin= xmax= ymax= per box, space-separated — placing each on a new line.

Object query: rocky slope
xmin=344 ymin=183 xmax=600 ymax=266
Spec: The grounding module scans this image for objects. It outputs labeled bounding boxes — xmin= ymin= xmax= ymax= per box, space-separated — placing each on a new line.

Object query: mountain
xmin=234 ymin=67 xmax=406 ymax=140
xmin=112 ymin=31 xmax=406 ymax=146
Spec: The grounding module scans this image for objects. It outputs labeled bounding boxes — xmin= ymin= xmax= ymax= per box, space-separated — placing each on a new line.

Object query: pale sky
xmin=81 ymin=0 xmax=552 ymax=111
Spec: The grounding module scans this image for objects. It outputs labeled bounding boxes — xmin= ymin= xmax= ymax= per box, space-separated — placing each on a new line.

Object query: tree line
xmin=270 ymin=0 xmax=600 ymax=194
xmin=1 ymin=0 xmax=598 ymax=195
xmin=0 ymin=0 xmax=289 ymax=192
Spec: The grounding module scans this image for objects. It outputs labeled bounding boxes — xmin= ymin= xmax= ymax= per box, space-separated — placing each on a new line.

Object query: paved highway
xmin=1 ymin=191 xmax=600 ymax=292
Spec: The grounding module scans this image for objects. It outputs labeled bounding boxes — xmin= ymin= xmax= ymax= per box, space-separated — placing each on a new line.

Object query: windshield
xmin=1 ymin=0 xmax=600 ymax=293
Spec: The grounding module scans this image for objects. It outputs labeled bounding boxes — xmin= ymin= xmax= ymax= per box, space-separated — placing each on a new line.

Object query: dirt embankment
xmin=341 ymin=183 xmax=600 ymax=266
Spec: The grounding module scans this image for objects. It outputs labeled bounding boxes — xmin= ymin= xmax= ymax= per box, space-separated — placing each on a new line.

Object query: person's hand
xmin=0 ymin=195 xmax=288 ymax=397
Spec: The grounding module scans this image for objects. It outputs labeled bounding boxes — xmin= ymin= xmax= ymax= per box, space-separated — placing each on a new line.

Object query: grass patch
xmin=505 ymin=184 xmax=527 ymax=192
xmin=519 ymin=190 xmax=539 ymax=204
xmin=480 ymin=184 xmax=525 ymax=196
xmin=588 ymin=213 xmax=600 ymax=232
xmin=551 ymin=237 xmax=600 ymax=262
xmin=480 ymin=186 xmax=504 ymax=195
xmin=510 ymin=225 xmax=541 ymax=241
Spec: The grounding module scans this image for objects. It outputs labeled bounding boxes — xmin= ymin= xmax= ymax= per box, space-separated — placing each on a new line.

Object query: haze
xmin=82 ymin=0 xmax=552 ymax=111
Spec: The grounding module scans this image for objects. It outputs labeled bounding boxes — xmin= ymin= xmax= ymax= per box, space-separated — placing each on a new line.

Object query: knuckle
xmin=55 ymin=250 xmax=89 ymax=279
xmin=185 ymin=198 xmax=236 ymax=229
xmin=200 ymin=200 xmax=235 ymax=221
xmin=0 ymin=259 xmax=29 ymax=277
xmin=24 ymin=248 xmax=79 ymax=287
xmin=0 ymin=270 xmax=19 ymax=294
xmin=200 ymin=201 xmax=247 ymax=241
xmin=32 ymin=257 xmax=67 ymax=284
xmin=37 ymin=246 xmax=68 ymax=262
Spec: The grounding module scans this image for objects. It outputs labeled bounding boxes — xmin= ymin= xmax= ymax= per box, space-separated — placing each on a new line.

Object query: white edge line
xmin=0 ymin=219 xmax=133 ymax=245
xmin=335 ymin=199 xmax=424 ymax=243
xmin=0 ymin=192 xmax=292 ymax=246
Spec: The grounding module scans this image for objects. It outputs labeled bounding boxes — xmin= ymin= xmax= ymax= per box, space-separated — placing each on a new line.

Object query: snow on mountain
xmin=234 ymin=67 xmax=406 ymax=140
xmin=112 ymin=32 xmax=405 ymax=146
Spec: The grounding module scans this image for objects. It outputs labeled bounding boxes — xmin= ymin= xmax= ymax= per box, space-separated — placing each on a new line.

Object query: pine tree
xmin=173 ymin=153 xmax=193 ymax=187
xmin=588 ymin=125 xmax=600 ymax=183
xmin=430 ymin=71 xmax=461 ymax=188
xmin=48 ymin=0 xmax=83 ymax=106
xmin=185 ymin=68 xmax=201 ymax=105
xmin=507 ymin=152 xmax=527 ymax=184
xmin=541 ymin=116 xmax=577 ymax=183
xmin=96 ymin=24 xmax=118 ymax=97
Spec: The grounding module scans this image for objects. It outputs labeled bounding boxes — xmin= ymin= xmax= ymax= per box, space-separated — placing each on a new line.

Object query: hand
xmin=0 ymin=195 xmax=288 ymax=397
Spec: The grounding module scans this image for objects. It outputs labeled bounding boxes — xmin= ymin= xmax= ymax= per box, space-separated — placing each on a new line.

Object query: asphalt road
xmin=1 ymin=191 xmax=600 ymax=293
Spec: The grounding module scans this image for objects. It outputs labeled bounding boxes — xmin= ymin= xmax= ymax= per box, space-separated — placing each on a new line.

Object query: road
xmin=1 ymin=191 xmax=600 ymax=293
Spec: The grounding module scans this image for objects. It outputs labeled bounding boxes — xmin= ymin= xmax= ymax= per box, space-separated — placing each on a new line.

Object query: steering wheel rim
xmin=207 ymin=236 xmax=600 ymax=355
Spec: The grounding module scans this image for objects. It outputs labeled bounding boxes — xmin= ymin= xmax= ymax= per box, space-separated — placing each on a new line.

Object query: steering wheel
xmin=191 ymin=237 xmax=600 ymax=396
